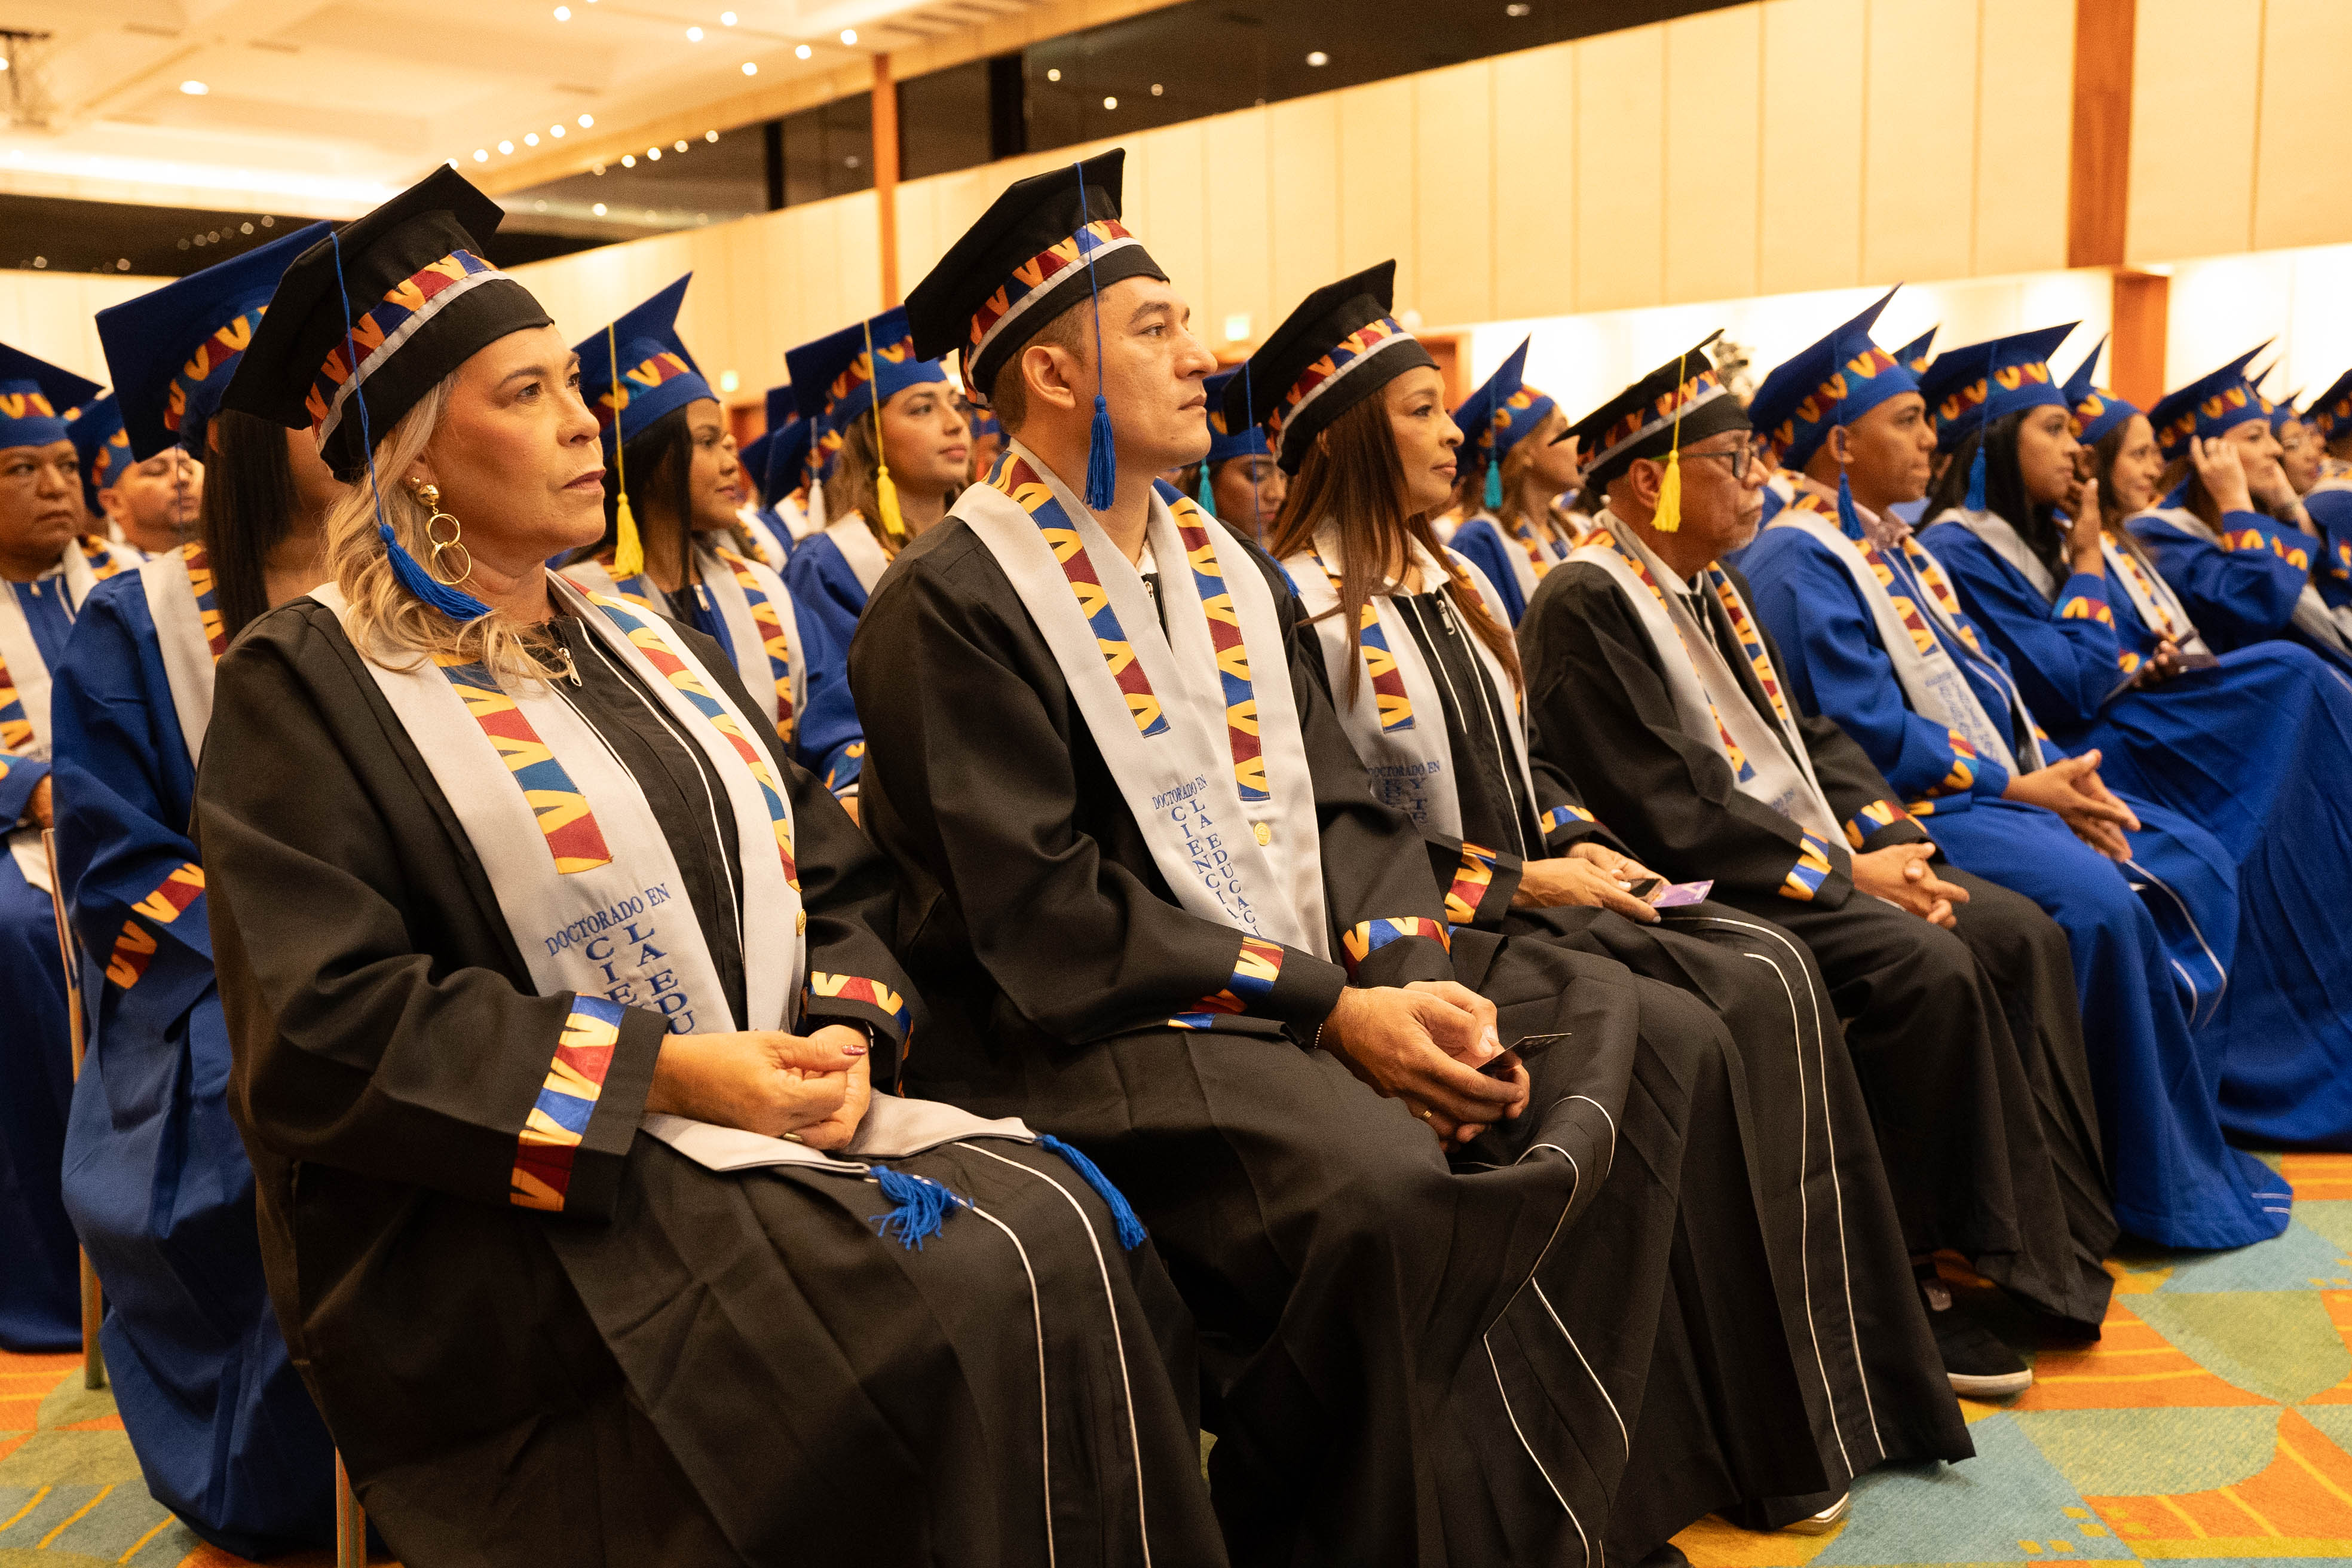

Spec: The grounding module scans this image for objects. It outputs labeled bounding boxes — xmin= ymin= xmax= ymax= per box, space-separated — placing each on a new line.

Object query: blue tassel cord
xmin=1483 ymin=455 xmax=1504 ymax=511
xmin=869 ymin=1165 xmax=965 ymax=1250
xmin=1835 ymin=471 xmax=1865 ymax=541
xmin=1963 ymin=440 xmax=1988 ymax=513
xmin=1039 ymin=1133 xmax=1147 ymax=1250
xmin=1085 ymin=394 xmax=1117 ymax=510
xmin=1196 ymin=463 xmax=1216 ymax=513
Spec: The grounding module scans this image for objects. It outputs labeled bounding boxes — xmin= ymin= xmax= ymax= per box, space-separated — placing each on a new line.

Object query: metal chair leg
xmin=40 ymin=831 xmax=102 ymax=1391
xmin=335 ymin=1450 xmax=367 ymax=1567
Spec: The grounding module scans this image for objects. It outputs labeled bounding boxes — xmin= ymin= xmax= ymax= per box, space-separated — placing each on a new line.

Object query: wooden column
xmin=872 ymin=51 xmax=901 ymax=306
xmin=2066 ymin=0 xmax=2134 ymax=269
xmin=2110 ymin=270 xmax=2170 ymax=409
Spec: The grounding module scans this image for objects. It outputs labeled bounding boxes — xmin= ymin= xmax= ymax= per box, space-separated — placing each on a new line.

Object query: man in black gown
xmin=855 ymin=151 xmax=1940 ymax=1567
xmin=1518 ymin=344 xmax=2117 ymax=1396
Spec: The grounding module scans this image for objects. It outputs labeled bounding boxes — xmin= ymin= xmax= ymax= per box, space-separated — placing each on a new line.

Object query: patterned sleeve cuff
xmin=510 ymin=996 xmax=647 ymax=1215
xmin=2056 ymin=575 xmax=2115 ymax=626
xmin=0 ymin=752 xmax=47 ymax=825
xmin=1843 ymin=800 xmax=1907 ymax=850
xmin=1340 ymin=918 xmax=1453 ymax=984
xmin=1778 ymin=832 xmax=1839 ymax=903
xmin=1538 ymin=801 xmax=1606 ymax=853
xmin=1171 ymin=934 xmax=1346 ymax=1039
xmin=1443 ymin=843 xmax=1518 ymax=930
xmin=804 ymin=970 xmax=912 ymax=1041
xmin=102 ymin=862 xmax=208 ymax=990
xmin=823 ymin=740 xmax=866 ymax=797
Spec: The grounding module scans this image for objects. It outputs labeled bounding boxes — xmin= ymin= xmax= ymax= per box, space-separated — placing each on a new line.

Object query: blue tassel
xmin=1483 ymin=457 xmax=1503 ymax=511
xmin=1197 ymin=464 xmax=1215 ymax=513
xmin=1963 ymin=440 xmax=1988 ymax=513
xmin=383 ymin=523 xmax=491 ymax=621
xmin=869 ymin=1165 xmax=963 ymax=1250
xmin=1835 ymin=471 xmax=1864 ymax=541
xmin=1084 ymin=393 xmax=1117 ymax=511
xmin=1039 ymin=1133 xmax=1147 ymax=1250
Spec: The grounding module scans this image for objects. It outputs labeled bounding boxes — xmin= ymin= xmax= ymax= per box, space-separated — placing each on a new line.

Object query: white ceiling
xmin=0 ymin=0 xmax=1036 ymax=215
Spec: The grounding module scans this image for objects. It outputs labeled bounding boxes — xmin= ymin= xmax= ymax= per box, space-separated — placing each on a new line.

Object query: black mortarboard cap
xmin=1224 ymin=261 xmax=1436 ymax=474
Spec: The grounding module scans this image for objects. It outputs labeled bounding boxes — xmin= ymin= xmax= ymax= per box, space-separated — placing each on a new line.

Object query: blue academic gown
xmin=2302 ymin=488 xmax=2352 ymax=611
xmin=1742 ymin=520 xmax=2282 ymax=1248
xmin=51 ymin=571 xmax=337 ymax=1555
xmin=782 ymin=532 xmax=875 ymax=794
xmin=1445 ymin=515 xmax=1558 ymax=625
xmin=1925 ymin=515 xmax=2352 ymax=1149
xmin=2126 ymin=502 xmax=2352 ymax=672
xmin=0 ymin=577 xmax=87 ymax=1352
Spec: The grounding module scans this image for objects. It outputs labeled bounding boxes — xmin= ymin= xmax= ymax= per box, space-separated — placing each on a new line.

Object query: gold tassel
xmin=1653 ymin=446 xmax=1683 ymax=533
xmin=612 ymin=488 xmax=645 ymax=575
xmin=875 ymin=466 xmax=906 ymax=542
xmin=862 ymin=315 xmax=908 ymax=547
xmin=606 ymin=320 xmax=644 ymax=575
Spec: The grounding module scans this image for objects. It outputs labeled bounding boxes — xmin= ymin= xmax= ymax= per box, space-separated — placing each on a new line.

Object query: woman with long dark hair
xmin=1241 ymin=265 xmax=1967 ymax=1530
xmin=48 ymin=223 xmax=347 ymax=1555
xmin=562 ymin=278 xmax=861 ymax=798
xmin=1922 ymin=333 xmax=2352 ymax=1149
xmin=1443 ymin=338 xmax=1587 ymax=623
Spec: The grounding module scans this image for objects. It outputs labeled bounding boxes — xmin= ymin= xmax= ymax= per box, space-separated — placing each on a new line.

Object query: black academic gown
xmin=1521 ymin=558 xmax=2116 ymax=1336
xmin=197 ymin=600 xmax=1225 ymax=1568
xmin=853 ymin=515 xmax=1852 ymax=1567
xmin=1372 ymin=589 xmax=1969 ymax=1523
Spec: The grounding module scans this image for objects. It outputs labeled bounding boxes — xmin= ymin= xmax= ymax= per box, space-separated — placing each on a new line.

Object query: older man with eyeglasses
xmin=1515 ymin=339 xmax=2117 ymax=1401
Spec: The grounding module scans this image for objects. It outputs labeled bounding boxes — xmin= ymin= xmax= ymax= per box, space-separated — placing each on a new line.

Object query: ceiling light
xmin=719 ymin=369 xmax=740 ymax=393
xmin=0 ymin=58 xmax=10 ymax=71
xmin=551 ymin=124 xmax=565 ymax=137
xmin=686 ymin=24 xmax=702 ymax=39
xmin=553 ymin=5 xmax=569 ymax=17
xmin=705 ymin=129 xmax=718 ymax=141
xmin=207 ymin=231 xmax=219 ymax=241
xmin=674 ymin=138 xmax=688 ymax=151
xmin=592 ymin=201 xmax=608 ymax=216
xmin=261 ymin=215 xmax=274 ymax=226
xmin=117 ymin=258 xmax=130 ymax=271
xmin=447 ymin=157 xmax=460 ymax=167
xmin=30 ymin=256 xmax=45 ymax=269
xmin=647 ymin=146 xmax=660 ymax=159
xmin=524 ymin=132 xmax=539 ymax=146
xmin=838 ymin=27 xmax=856 ymax=44
xmin=474 ymin=148 xmax=489 ymax=162
xmin=498 ymin=139 xmax=514 ymax=154
xmin=741 ymin=60 xmax=757 ymax=74
xmin=239 ymin=220 xmax=253 ymax=234
xmin=1150 ymin=82 xmax=1162 ymax=95
xmin=1045 ymin=67 xmax=1060 ymax=81
xmin=795 ymin=42 xmax=811 ymax=57
xmin=1306 ymin=50 xmax=1328 ymax=66
xmin=720 ymin=10 xmax=736 ymax=22
xmin=1102 ymin=95 xmax=1117 ymax=109
xmin=592 ymin=161 xmax=607 ymax=174
xmin=578 ymin=114 xmax=595 ymax=127
xmin=621 ymin=153 xmax=635 ymax=166
xmin=1505 ymin=2 xmax=1530 ymax=12
xmin=179 ymin=79 xmax=209 ymax=94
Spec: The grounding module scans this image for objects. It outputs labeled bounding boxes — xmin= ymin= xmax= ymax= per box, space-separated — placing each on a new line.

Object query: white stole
xmin=958 ymin=442 xmax=1329 ymax=957
xmin=1570 ymin=513 xmax=1843 ymax=848
xmin=141 ymin=543 xmax=229 ymax=769
xmin=562 ymin=538 xmax=807 ymax=744
xmin=1285 ymin=531 xmax=1536 ymax=844
xmin=2101 ymin=535 xmax=2209 ymax=656
xmin=3 ymin=538 xmax=137 ymax=892
xmin=2126 ymin=504 xmax=2352 ymax=654
xmin=822 ymin=511 xmax=895 ymax=597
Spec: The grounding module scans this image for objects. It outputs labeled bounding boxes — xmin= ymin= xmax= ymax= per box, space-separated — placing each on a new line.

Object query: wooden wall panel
xmin=1973 ymin=0 xmax=2074 ymax=277
xmin=1860 ymin=0 xmax=1978 ymax=283
xmin=1138 ymin=120 xmax=1212 ymax=329
xmin=2252 ymin=0 xmax=2352 ymax=252
xmin=1202 ymin=112 xmax=1273 ymax=357
xmin=1337 ymin=79 xmax=1420 ymax=311
xmin=1662 ymin=6 xmax=1762 ymax=306
xmin=1414 ymin=61 xmax=1496 ymax=329
xmin=2067 ymin=0 xmax=2134 ymax=266
xmin=2125 ymin=0 xmax=2260 ymax=263
xmin=1757 ymin=0 xmax=1865 ymax=297
xmin=1575 ymin=25 xmax=1666 ymax=312
xmin=1490 ymin=42 xmax=1577 ymax=321
xmin=1267 ymin=94 xmax=1343 ymax=332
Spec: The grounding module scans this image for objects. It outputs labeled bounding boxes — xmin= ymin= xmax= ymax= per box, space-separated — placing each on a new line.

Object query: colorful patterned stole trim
xmin=2103 ymin=537 xmax=2203 ymax=662
xmin=1587 ymin=526 xmax=1756 ymax=783
xmin=438 ymin=659 xmax=616 ymax=875
xmin=1340 ymin=917 xmax=1449 ymax=978
xmin=182 ymin=543 xmax=229 ymax=659
xmin=307 ymin=249 xmax=506 ymax=442
xmin=1307 ymin=546 xmax=1414 ymax=733
xmin=1506 ymin=512 xmax=1566 ymax=583
xmin=1169 ymin=488 xmax=1269 ymax=801
xmin=989 ymin=450 xmax=1169 ymax=736
xmin=713 ymin=546 xmax=797 ymax=745
xmin=103 ymin=862 xmax=206 ymax=990
xmin=80 ymin=536 xmax=130 ymax=583
xmin=1170 ymin=936 xmax=1285 ymax=1029
xmin=0 ymin=645 xmax=29 ymax=751
xmin=512 ymin=996 xmax=624 ymax=1212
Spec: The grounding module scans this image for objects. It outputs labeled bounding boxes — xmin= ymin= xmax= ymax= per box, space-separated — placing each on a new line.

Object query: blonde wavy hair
xmin=320 ymin=374 xmax=559 ymax=685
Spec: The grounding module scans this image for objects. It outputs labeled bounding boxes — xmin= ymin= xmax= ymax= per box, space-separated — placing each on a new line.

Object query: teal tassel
xmin=1963 ymin=439 xmax=1988 ymax=512
xmin=385 ymin=525 xmax=492 ymax=620
xmin=1039 ymin=1134 xmax=1147 ymax=1249
xmin=1197 ymin=464 xmax=1215 ymax=513
xmin=1483 ymin=457 xmax=1503 ymax=511
xmin=869 ymin=1166 xmax=963 ymax=1250
xmin=1836 ymin=472 xmax=1864 ymax=541
xmin=1084 ymin=393 xmax=1117 ymax=510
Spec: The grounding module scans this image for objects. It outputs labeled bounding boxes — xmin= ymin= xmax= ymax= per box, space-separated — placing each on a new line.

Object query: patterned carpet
xmin=7 ymin=1154 xmax=2352 ymax=1566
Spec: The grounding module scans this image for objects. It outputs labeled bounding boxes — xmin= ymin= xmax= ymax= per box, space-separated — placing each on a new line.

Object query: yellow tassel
xmin=612 ymin=488 xmax=645 ymax=576
xmin=875 ymin=466 xmax=906 ymax=543
xmin=1653 ymin=446 xmax=1683 ymax=533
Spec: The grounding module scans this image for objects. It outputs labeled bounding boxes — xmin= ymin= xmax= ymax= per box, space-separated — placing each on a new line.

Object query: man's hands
xmin=26 ymin=776 xmax=51 ymax=829
xmin=2003 ymin=749 xmax=2140 ymax=859
xmin=1320 ymin=981 xmax=1529 ymax=1148
xmin=1511 ymin=840 xmax=1662 ymax=923
xmin=645 ymin=1024 xmax=871 ymax=1144
xmin=1849 ymin=842 xmax=1969 ymax=929
xmin=2189 ymin=436 xmax=2255 ymax=514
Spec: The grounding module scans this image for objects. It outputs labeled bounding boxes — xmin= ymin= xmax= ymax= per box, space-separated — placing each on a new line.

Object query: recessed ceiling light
xmin=551 ymin=124 xmax=565 ymax=137
xmin=1102 ymin=95 xmax=1117 ymax=109
xmin=117 ymin=258 xmax=130 ymax=271
xmin=686 ymin=24 xmax=702 ymax=40
xmin=647 ymin=146 xmax=660 ymax=159
xmin=593 ymin=201 xmax=608 ymax=216
xmin=838 ymin=27 xmax=856 ymax=44
xmin=578 ymin=113 xmax=595 ymax=128
xmin=179 ymin=79 xmax=208 ymax=94
xmin=498 ymin=139 xmax=514 ymax=154
xmin=553 ymin=5 xmax=569 ymax=18
xmin=621 ymin=153 xmax=635 ymax=166
xmin=1045 ymin=67 xmax=1060 ymax=81
xmin=1150 ymin=82 xmax=1163 ymax=95
xmin=239 ymin=220 xmax=253 ymax=234
xmin=534 ymin=199 xmax=547 ymax=210
xmin=674 ymin=138 xmax=688 ymax=151
xmin=719 ymin=369 xmax=740 ymax=392
xmin=524 ymin=131 xmax=539 ymax=145
xmin=0 ymin=58 xmax=10 ymax=72
xmin=474 ymin=148 xmax=489 ymax=162
xmin=1306 ymin=50 xmax=1328 ymax=66
xmin=261 ymin=215 xmax=273 ymax=226
xmin=1505 ymin=2 xmax=1530 ymax=13
xmin=720 ymin=10 xmax=736 ymax=22
xmin=795 ymin=42 xmax=811 ymax=58
xmin=705 ymin=129 xmax=718 ymax=141
xmin=741 ymin=60 xmax=757 ymax=74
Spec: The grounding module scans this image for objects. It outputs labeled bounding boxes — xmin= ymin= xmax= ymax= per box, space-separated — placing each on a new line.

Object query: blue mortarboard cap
xmin=574 ymin=274 xmax=713 ymax=454
xmin=763 ymin=416 xmax=812 ymax=506
xmin=1202 ymin=368 xmax=1269 ymax=466
xmin=96 ymin=220 xmax=331 ymax=463
xmin=785 ymin=307 xmax=947 ymax=433
xmin=2307 ymin=367 xmax=2352 ymax=443
xmin=1919 ymin=323 xmax=2077 ymax=452
xmin=2148 ymin=344 xmax=2271 ymax=463
xmin=1894 ymin=327 xmax=1938 ymax=375
xmin=2059 ymin=336 xmax=2143 ymax=449
xmin=1750 ymin=287 xmax=1918 ymax=471
xmin=2247 ymin=365 xmax=2301 ymax=433
xmin=0 ymin=342 xmax=101 ymax=453
xmin=763 ymin=384 xmax=794 ymax=433
xmin=64 ymin=393 xmax=132 ymax=514
xmin=1450 ymin=337 xmax=1557 ymax=482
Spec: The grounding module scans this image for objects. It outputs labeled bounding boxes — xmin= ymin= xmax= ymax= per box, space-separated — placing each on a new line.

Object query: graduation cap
xmin=1917 ymin=322 xmax=2075 ymax=510
xmin=2059 ymin=336 xmax=2142 ymax=449
xmin=1451 ymin=336 xmax=1557 ymax=509
xmin=1201 ymin=368 xmax=1268 ymax=467
xmin=223 ymin=166 xmax=550 ymax=621
xmin=63 ymin=393 xmax=132 ymax=516
xmin=762 ymin=417 xmax=813 ymax=509
xmin=2246 ymin=365 xmax=2302 ymax=434
xmin=1225 ymin=262 xmax=1437 ymax=476
xmin=1749 ymin=287 xmax=1917 ymax=474
xmin=2307 ymin=366 xmax=2352 ymax=442
xmin=573 ymin=274 xmax=718 ymax=576
xmin=2146 ymin=344 xmax=2271 ymax=464
xmin=1893 ymin=327 xmax=1938 ymax=376
xmin=1561 ymin=332 xmax=1744 ymax=530
xmin=785 ymin=307 xmax=948 ymax=541
xmin=96 ymin=220 xmax=330 ymax=463
xmin=0 ymin=341 xmax=101 ymax=454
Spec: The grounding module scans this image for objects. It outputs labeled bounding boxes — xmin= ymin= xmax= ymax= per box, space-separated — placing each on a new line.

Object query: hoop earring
xmin=412 ymin=482 xmax=473 ymax=589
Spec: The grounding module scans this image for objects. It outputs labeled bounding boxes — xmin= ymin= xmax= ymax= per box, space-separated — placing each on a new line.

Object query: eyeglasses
xmin=1675 ymin=439 xmax=1763 ymax=482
